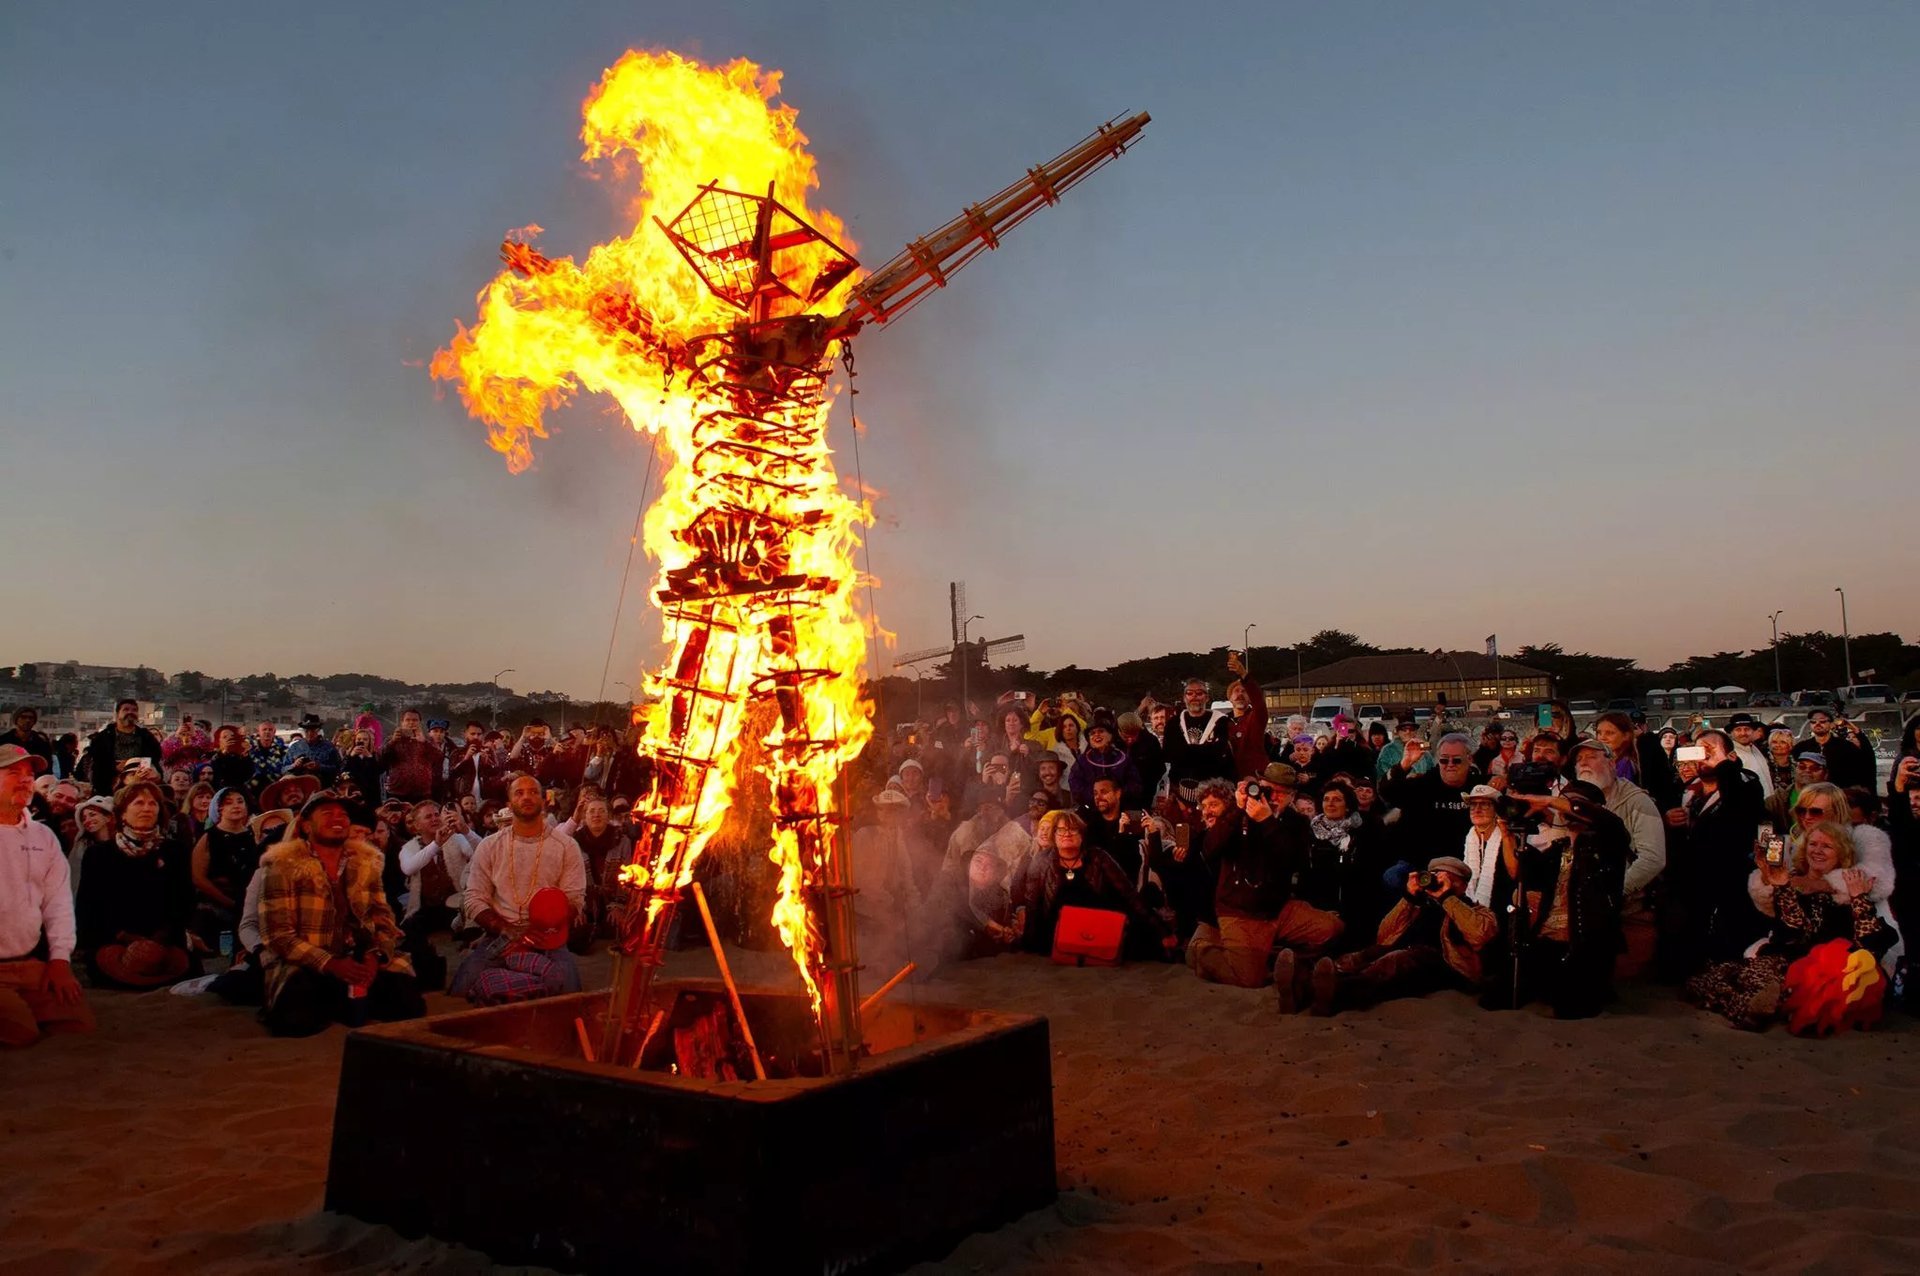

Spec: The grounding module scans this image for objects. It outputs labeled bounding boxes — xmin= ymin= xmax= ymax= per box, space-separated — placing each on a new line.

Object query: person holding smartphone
xmin=1665 ymin=730 xmax=1768 ymax=974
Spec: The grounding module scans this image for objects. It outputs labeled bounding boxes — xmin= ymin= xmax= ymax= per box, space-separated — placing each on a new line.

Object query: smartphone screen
xmin=1537 ymin=705 xmax=1554 ymax=729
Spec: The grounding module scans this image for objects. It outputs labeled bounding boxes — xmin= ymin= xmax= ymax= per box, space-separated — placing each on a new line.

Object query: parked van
xmin=1837 ymin=684 xmax=1895 ymax=707
xmin=1309 ymin=696 xmax=1355 ymax=724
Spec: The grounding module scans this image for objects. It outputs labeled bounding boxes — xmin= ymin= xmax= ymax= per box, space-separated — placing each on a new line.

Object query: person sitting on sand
xmin=0 ymin=745 xmax=94 ymax=1046
xmin=1012 ymin=810 xmax=1172 ymax=959
xmin=450 ymin=885 xmax=582 ymax=1005
xmin=458 ymin=775 xmax=588 ymax=986
xmin=1185 ymin=774 xmax=1345 ymax=1003
xmin=257 ymin=791 xmax=423 ymax=1037
xmin=1305 ymin=855 xmax=1497 ymax=1015
xmin=1476 ymin=781 xmax=1629 ymax=1019
xmin=1684 ymin=822 xmax=1896 ymax=1030
xmin=75 ymin=780 xmax=196 ymax=989
xmin=189 ymin=787 xmax=256 ymax=955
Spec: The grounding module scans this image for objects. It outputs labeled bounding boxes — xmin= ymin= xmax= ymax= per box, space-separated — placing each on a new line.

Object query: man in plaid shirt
xmin=257 ymin=791 xmax=425 ymax=1036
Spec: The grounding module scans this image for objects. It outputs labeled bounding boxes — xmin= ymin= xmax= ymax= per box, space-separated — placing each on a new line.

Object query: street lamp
xmin=491 ymin=667 xmax=515 ymax=729
xmin=959 ymin=614 xmax=985 ymax=713
xmin=1834 ymin=587 xmax=1853 ymax=688
xmin=1767 ymin=610 xmax=1785 ymax=698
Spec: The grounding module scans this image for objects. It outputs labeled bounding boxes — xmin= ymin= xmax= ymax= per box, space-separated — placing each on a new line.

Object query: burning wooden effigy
xmin=329 ymin=50 xmax=1145 ymax=1273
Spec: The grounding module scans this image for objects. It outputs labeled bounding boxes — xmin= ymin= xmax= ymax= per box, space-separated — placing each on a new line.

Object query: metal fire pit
xmin=324 ymin=981 xmax=1055 ymax=1274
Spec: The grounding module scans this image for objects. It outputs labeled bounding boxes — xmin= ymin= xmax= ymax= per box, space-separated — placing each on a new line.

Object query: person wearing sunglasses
xmin=1380 ymin=734 xmax=1481 ymax=889
xmin=1751 ymin=783 xmax=1895 ymax=914
xmin=1764 ymin=752 xmax=1830 ymax=832
xmin=1793 ymin=710 xmax=1875 ymax=792
xmin=1688 ymin=819 xmax=1895 ymax=1030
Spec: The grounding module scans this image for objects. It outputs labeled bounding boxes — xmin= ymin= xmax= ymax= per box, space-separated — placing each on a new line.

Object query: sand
xmin=5 ymin=947 xmax=1920 ymax=1274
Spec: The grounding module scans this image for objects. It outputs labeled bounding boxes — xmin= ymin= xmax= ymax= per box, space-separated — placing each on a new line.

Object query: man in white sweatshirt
xmin=1572 ymin=739 xmax=1667 ymax=976
xmin=0 ymin=745 xmax=93 ymax=1045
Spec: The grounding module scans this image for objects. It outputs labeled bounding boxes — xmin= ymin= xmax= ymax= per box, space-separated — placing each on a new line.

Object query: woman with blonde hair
xmin=1687 ymin=820 xmax=1897 ymax=1029
xmin=1746 ymin=780 xmax=1899 ymax=966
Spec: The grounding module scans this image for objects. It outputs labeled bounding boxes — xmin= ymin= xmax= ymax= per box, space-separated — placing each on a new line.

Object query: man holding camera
xmin=1476 ymin=780 xmax=1630 ymax=1019
xmin=1306 ymin=855 xmax=1497 ymax=1015
xmin=1186 ymin=771 xmax=1344 ymax=1000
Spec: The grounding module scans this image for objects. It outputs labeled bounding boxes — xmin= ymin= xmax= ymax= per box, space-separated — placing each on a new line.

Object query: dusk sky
xmin=6 ymin=3 xmax=1917 ymax=697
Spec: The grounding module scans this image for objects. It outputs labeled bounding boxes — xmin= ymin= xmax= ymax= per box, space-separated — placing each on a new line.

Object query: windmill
xmin=895 ymin=581 xmax=1025 ymax=713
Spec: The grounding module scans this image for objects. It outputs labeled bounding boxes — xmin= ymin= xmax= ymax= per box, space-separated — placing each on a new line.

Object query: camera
xmin=1504 ymin=761 xmax=1557 ymax=796
xmin=1241 ymin=780 xmax=1271 ymax=804
xmin=1415 ymin=870 xmax=1441 ymax=892
xmin=1495 ymin=794 xmax=1535 ymax=824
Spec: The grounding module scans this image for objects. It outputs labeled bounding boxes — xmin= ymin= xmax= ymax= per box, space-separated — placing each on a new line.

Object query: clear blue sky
xmin=5 ymin=2 xmax=1917 ymax=695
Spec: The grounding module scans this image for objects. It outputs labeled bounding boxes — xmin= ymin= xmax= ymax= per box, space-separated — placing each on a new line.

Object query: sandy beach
xmin=5 ymin=947 xmax=1919 ymax=1274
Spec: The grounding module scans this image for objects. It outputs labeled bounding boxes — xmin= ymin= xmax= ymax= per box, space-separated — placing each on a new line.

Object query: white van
xmin=1309 ymin=696 xmax=1355 ymax=724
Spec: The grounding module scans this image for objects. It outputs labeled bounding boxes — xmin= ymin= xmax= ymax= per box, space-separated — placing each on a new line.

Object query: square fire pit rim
xmin=344 ymin=981 xmax=1050 ymax=1096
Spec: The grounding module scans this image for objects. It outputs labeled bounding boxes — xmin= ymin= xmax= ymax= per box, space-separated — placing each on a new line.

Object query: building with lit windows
xmin=1263 ymin=651 xmax=1555 ymax=716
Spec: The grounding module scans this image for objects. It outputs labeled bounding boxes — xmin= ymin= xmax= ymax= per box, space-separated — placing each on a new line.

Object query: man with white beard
xmin=1571 ymin=738 xmax=1666 ymax=977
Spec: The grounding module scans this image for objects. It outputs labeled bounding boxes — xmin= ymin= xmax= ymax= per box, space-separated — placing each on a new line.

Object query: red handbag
xmin=1051 ymin=905 xmax=1126 ymax=967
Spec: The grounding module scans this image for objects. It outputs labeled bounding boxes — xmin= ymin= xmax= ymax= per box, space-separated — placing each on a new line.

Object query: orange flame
xmin=431 ymin=50 xmax=873 ymax=1020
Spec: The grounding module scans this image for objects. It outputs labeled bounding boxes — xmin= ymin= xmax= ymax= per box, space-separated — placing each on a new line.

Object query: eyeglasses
xmin=1437 ymin=756 xmax=1469 ymax=766
xmin=1796 ymin=804 xmax=1833 ymax=817
xmin=1500 ymin=735 xmax=1518 ymax=743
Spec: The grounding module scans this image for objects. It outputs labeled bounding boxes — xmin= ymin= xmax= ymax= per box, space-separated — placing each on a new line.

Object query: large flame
xmin=431 ymin=50 xmax=873 ymax=1020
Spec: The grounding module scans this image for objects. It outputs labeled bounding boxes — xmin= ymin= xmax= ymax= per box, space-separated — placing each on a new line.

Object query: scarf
xmin=1311 ymin=812 xmax=1362 ymax=849
xmin=117 ymin=823 xmax=165 ymax=859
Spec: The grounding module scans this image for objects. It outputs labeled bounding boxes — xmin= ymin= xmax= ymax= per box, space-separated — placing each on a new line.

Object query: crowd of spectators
xmin=0 ymin=700 xmax=643 ymax=1041
xmin=852 ymin=659 xmax=1919 ymax=1028
xmin=2 ymin=669 xmax=1916 ymax=1046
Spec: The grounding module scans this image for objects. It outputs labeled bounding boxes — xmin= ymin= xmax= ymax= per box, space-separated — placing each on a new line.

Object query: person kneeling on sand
xmin=0 ymin=745 xmax=94 ymax=1046
xmin=456 ymin=775 xmax=588 ymax=988
xmin=1305 ymin=855 xmax=1496 ymax=1015
xmin=1184 ymin=775 xmax=1345 ymax=1002
xmin=257 ymin=792 xmax=424 ymax=1037
xmin=1012 ymin=810 xmax=1173 ymax=959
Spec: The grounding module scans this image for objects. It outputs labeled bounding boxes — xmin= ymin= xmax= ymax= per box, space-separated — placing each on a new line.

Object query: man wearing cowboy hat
xmin=0 ymin=743 xmax=94 ymax=1045
xmin=281 ymin=715 xmax=342 ymax=787
xmin=85 ymin=698 xmax=165 ymax=797
xmin=256 ymin=791 xmax=422 ymax=1036
xmin=0 ymin=707 xmax=55 ymax=771
xmin=259 ymin=772 xmax=322 ymax=820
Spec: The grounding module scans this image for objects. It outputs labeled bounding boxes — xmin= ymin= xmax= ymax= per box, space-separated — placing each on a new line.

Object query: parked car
xmin=1604 ymin=698 xmax=1640 ymax=714
xmin=1309 ymin=696 xmax=1356 ymax=725
xmin=1838 ymin=683 xmax=1895 ymax=708
xmin=1568 ymin=700 xmax=1599 ymax=714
